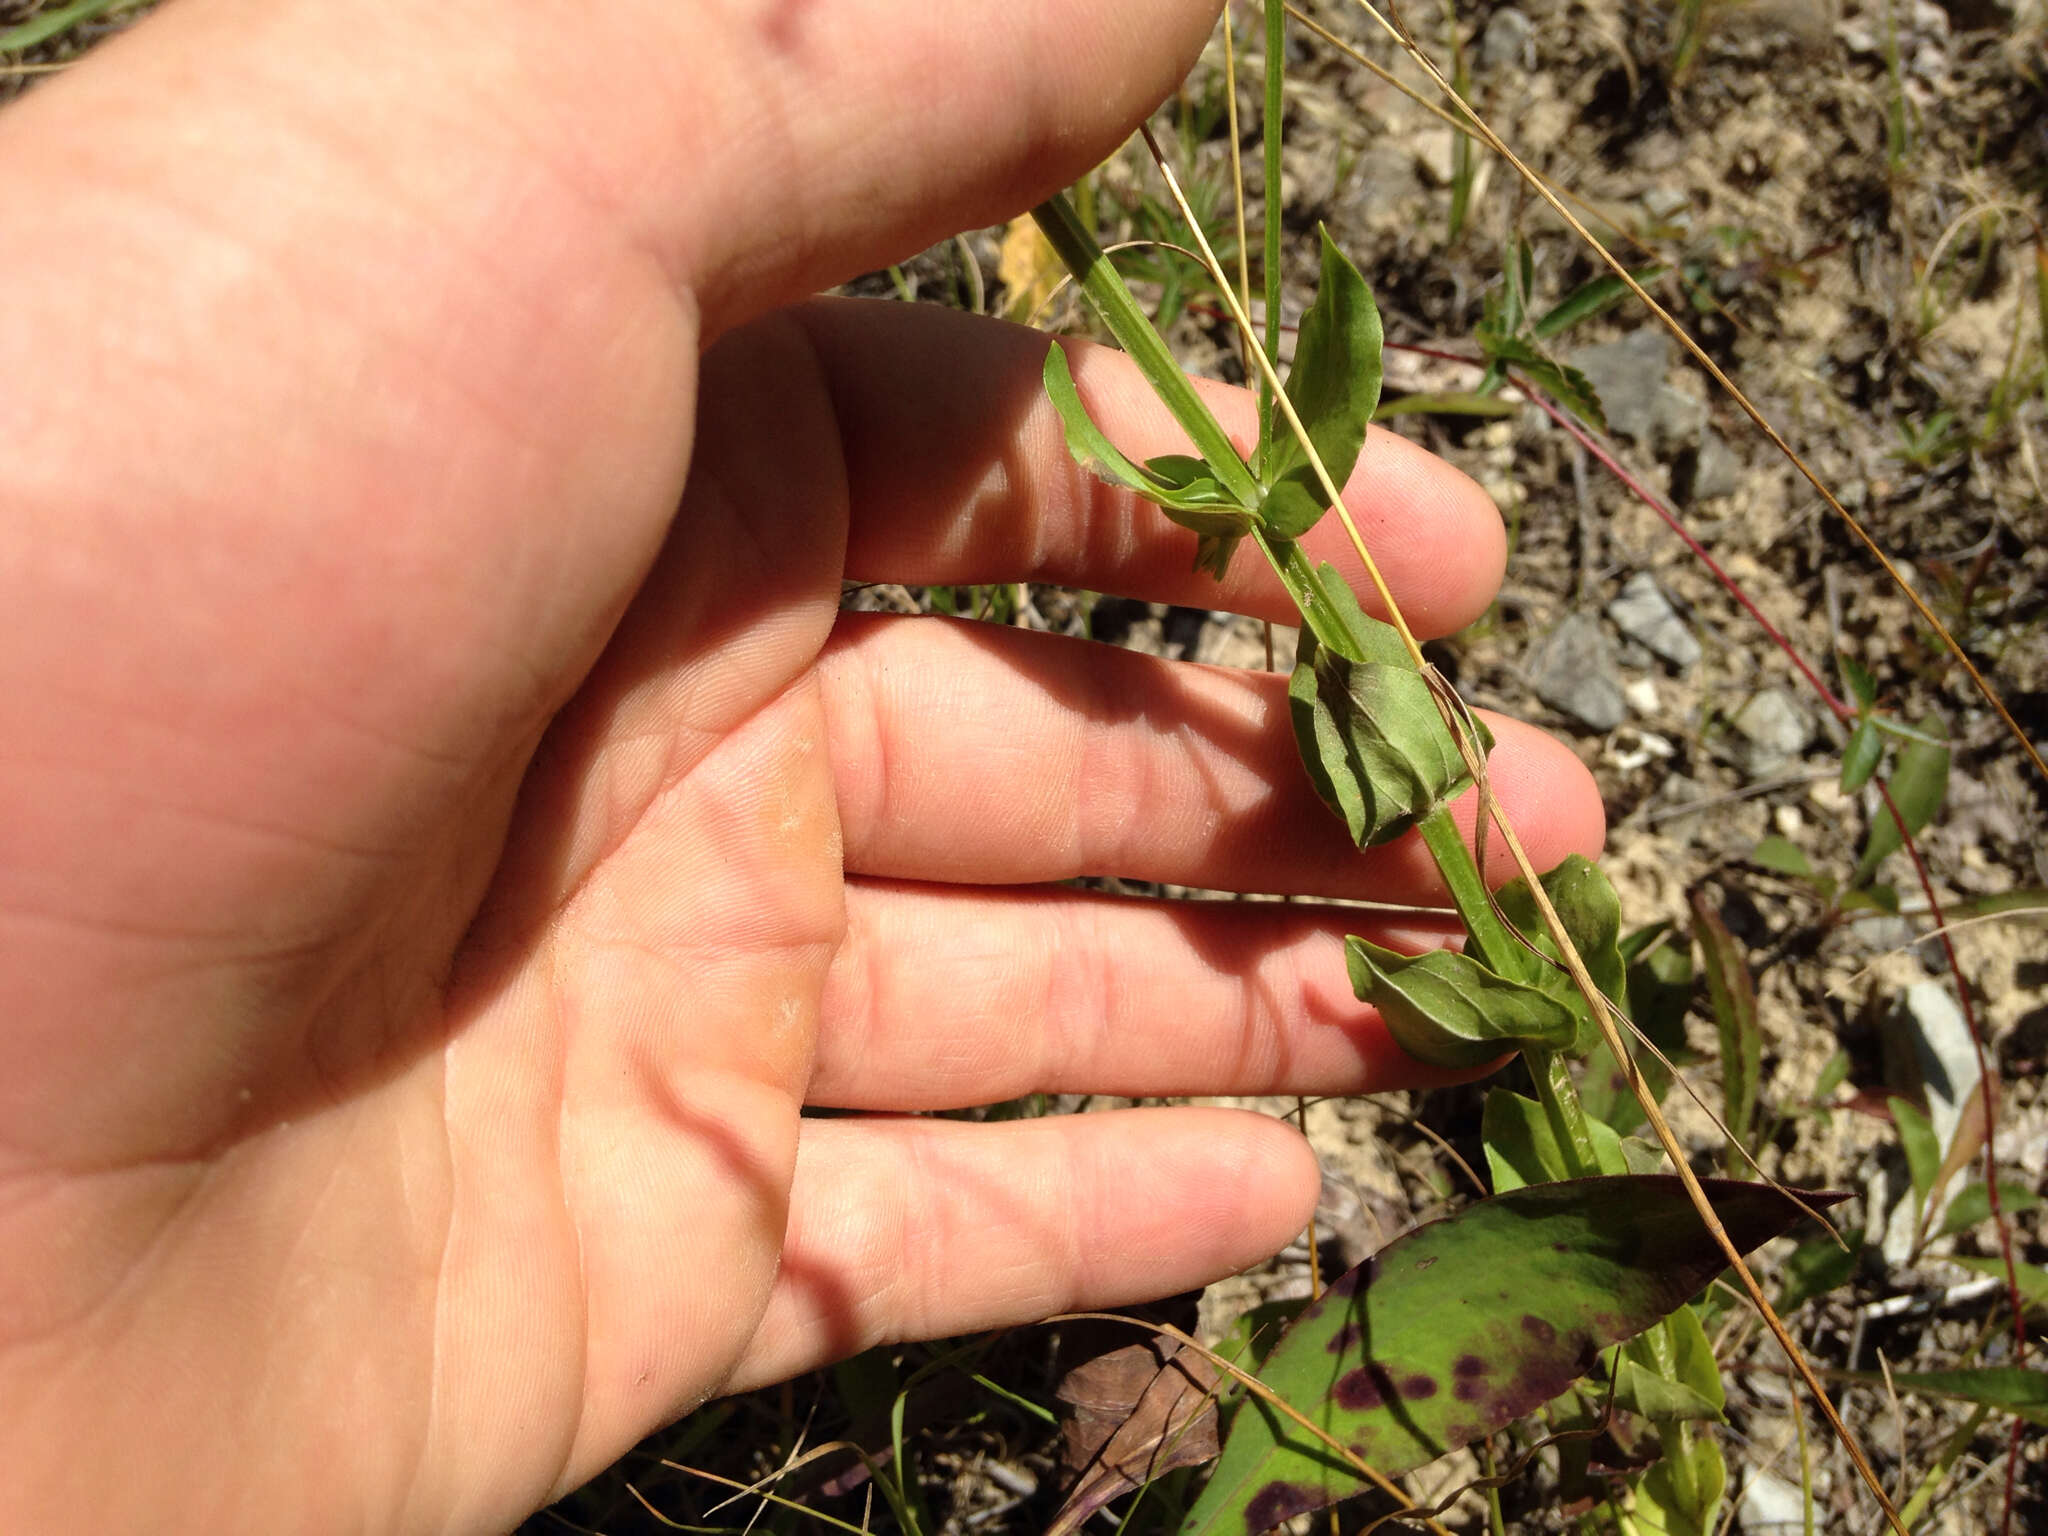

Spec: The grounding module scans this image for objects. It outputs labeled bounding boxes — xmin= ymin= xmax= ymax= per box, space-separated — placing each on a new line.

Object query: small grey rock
xmin=1569 ymin=329 xmax=1670 ymax=443
xmin=1477 ymin=7 xmax=1533 ymax=69
xmin=1569 ymin=328 xmax=1711 ymax=453
xmin=1606 ymin=572 xmax=1701 ymax=670
xmin=1681 ymin=429 xmax=1742 ymax=501
xmin=1697 ymin=430 xmax=1742 ymax=498
xmin=1527 ymin=612 xmax=1626 ymax=731
xmin=1725 ymin=687 xmax=1813 ymax=777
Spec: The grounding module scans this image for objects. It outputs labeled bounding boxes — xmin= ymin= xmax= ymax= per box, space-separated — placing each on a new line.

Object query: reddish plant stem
xmin=1877 ymin=778 xmax=2027 ymax=1536
xmin=1391 ymin=340 xmax=1853 ymax=716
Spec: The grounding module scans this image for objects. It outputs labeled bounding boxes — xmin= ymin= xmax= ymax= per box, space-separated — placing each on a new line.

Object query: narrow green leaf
xmin=1483 ymin=1088 xmax=1627 ymax=1192
xmin=1581 ymin=935 xmax=1690 ymax=1134
xmin=1690 ymin=893 xmax=1759 ymax=1167
xmin=1839 ymin=654 xmax=1879 ymax=711
xmin=1632 ymin=1431 xmax=1726 ymax=1536
xmin=0 ymin=0 xmax=127 ymax=51
xmin=1483 ymin=333 xmax=1609 ymax=433
xmin=1854 ymin=723 xmax=1950 ymax=886
xmin=1287 ymin=570 xmax=1487 ymax=847
xmin=1179 ymin=1178 xmax=1838 ymax=1536
xmin=1891 ymin=1096 xmax=1940 ymax=1207
xmin=1347 ymin=939 xmax=1577 ymax=1070
xmin=1495 ymin=854 xmax=1626 ymax=1053
xmin=1814 ymin=1047 xmax=1853 ymax=1102
xmin=1751 ymin=835 xmax=1815 ymax=879
xmin=1937 ymin=1180 xmax=2043 ymax=1238
xmin=1829 ymin=1367 xmax=2048 ymax=1427
xmin=1371 ymin=391 xmax=1520 ymax=421
xmin=1840 ymin=718 xmax=1883 ymax=793
xmin=1042 ymin=345 xmax=1253 ymax=576
xmin=1948 ymin=1254 xmax=2048 ymax=1316
xmin=1258 ymin=228 xmax=1383 ymax=538
xmin=1531 ymin=267 xmax=1668 ymax=340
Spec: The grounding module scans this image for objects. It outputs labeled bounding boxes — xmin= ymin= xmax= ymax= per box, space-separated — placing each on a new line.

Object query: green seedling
xmin=1468 ymin=238 xmax=1618 ymax=431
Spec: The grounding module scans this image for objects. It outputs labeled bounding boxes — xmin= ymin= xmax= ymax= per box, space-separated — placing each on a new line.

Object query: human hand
xmin=0 ymin=2 xmax=1603 ymax=1530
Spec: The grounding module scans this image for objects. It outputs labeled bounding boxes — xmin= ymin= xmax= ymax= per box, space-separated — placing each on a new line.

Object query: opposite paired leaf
xmin=1347 ymin=939 xmax=1576 ymax=1069
xmin=1179 ymin=1177 xmax=1837 ymax=1536
xmin=1630 ymin=1432 xmax=1727 ymax=1536
xmin=1288 ymin=571 xmax=1490 ymax=848
xmin=1042 ymin=344 xmax=1252 ymax=575
xmin=1257 ymin=227 xmax=1383 ymax=538
xmin=1482 ymin=1087 xmax=1630 ymax=1191
xmin=1616 ymin=1305 xmax=1726 ymax=1424
xmin=1492 ymin=853 xmax=1627 ymax=1049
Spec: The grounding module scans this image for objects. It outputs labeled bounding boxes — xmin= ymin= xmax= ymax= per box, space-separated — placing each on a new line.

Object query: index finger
xmin=795 ymin=297 xmax=1508 ymax=636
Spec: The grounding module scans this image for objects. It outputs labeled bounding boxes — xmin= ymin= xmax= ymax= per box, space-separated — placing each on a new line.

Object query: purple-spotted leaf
xmin=1178 ymin=1177 xmax=1840 ymax=1536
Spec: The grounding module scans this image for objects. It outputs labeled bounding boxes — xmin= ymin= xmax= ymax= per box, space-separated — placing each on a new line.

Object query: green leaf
xmin=1483 ymin=1088 xmax=1628 ymax=1192
xmin=1840 ymin=718 xmax=1883 ymax=793
xmin=0 ymin=0 xmax=128 ymax=52
xmin=1813 ymin=1047 xmax=1852 ymax=1104
xmin=1839 ymin=654 xmax=1879 ymax=710
xmin=1776 ymin=1236 xmax=1860 ymax=1314
xmin=1530 ymin=268 xmax=1668 ymax=340
xmin=1891 ymin=1096 xmax=1940 ymax=1208
xmin=1751 ymin=835 xmax=1814 ymax=879
xmin=1612 ymin=1358 xmax=1723 ymax=1424
xmin=1853 ymin=722 xmax=1949 ymax=886
xmin=1494 ymin=854 xmax=1626 ymax=1052
xmin=1042 ymin=346 xmax=1253 ymax=576
xmin=1632 ymin=1431 xmax=1726 ymax=1536
xmin=1948 ymin=1255 xmax=2048 ymax=1316
xmin=1257 ymin=228 xmax=1383 ymax=538
xmin=1581 ymin=933 xmax=1691 ymax=1135
xmin=1479 ymin=332 xmax=1609 ymax=433
xmin=1371 ymin=391 xmax=1520 ymax=421
xmin=1839 ymin=882 xmax=1901 ymax=915
xmin=1691 ymin=894 xmax=1759 ymax=1167
xmin=1347 ymin=939 xmax=1577 ymax=1070
xmin=1287 ymin=572 xmax=1487 ymax=848
xmin=1829 ymin=1367 xmax=2048 ymax=1427
xmin=1179 ymin=1177 xmax=1837 ymax=1536
xmin=1937 ymin=1180 xmax=2043 ymax=1239
xmin=1618 ymin=1303 xmax=1725 ymax=1423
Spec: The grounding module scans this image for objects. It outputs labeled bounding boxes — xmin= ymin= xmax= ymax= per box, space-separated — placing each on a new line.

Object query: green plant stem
xmin=1664 ymin=1419 xmax=1701 ymax=1512
xmin=1529 ymin=1047 xmax=1601 ymax=1177
xmin=1030 ymin=195 xmax=1259 ymax=508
